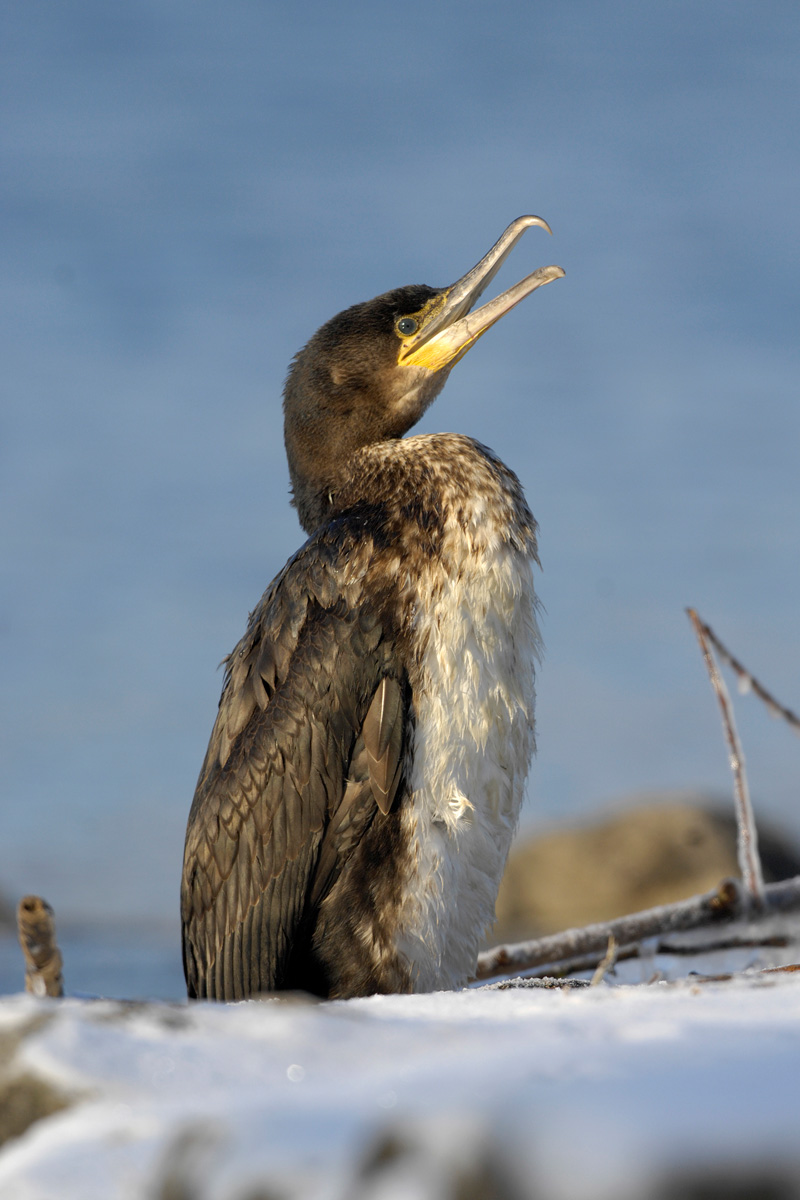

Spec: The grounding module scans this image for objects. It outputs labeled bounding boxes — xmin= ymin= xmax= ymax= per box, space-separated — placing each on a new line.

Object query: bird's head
xmin=283 ymin=216 xmax=564 ymax=532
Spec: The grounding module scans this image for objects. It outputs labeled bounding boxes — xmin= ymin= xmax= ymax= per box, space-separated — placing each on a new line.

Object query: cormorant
xmin=181 ymin=216 xmax=564 ymax=1001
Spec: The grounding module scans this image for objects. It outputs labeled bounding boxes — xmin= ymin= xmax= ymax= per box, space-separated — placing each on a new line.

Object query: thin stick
xmin=700 ymin=618 xmax=800 ymax=736
xmin=590 ymin=935 xmax=617 ymax=986
xmin=17 ymin=895 xmax=64 ymax=998
xmin=474 ymin=875 xmax=800 ymax=982
xmin=687 ymin=608 xmax=765 ymax=905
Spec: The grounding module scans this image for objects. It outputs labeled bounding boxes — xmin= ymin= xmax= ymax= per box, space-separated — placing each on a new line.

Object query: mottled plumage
xmin=181 ymin=217 xmax=563 ymax=1000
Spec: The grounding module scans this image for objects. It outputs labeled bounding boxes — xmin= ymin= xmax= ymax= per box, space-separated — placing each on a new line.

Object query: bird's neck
xmin=288 ymin=446 xmax=374 ymax=534
xmin=300 ymin=434 xmax=539 ymax=565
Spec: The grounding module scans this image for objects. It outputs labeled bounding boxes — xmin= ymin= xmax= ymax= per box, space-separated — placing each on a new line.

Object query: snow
xmin=2 ymin=970 xmax=800 ymax=1199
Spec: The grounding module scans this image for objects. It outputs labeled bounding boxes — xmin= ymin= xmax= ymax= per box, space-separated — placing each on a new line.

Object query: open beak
xmin=399 ymin=215 xmax=565 ymax=372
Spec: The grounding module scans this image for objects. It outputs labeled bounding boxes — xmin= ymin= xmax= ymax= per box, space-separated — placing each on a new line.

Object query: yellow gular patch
xmin=400 ymin=332 xmax=480 ymax=373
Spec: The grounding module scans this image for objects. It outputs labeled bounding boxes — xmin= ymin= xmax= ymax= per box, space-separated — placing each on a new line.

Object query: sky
xmin=2 ymin=0 xmax=800 ymax=926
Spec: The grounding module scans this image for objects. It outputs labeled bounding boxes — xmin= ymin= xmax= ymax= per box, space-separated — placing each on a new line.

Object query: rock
xmin=492 ymin=793 xmax=800 ymax=943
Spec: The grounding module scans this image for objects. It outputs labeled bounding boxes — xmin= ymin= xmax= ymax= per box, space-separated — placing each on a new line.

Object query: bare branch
xmin=700 ymin=618 xmax=800 ymax=736
xmin=475 ymin=878 xmax=742 ymax=981
xmin=475 ymin=876 xmax=800 ymax=983
xmin=687 ymin=608 xmax=765 ymax=905
xmin=17 ymin=896 xmax=64 ymax=998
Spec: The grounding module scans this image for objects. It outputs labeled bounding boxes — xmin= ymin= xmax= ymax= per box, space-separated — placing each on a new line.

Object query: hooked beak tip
xmin=399 ymin=215 xmax=563 ymax=372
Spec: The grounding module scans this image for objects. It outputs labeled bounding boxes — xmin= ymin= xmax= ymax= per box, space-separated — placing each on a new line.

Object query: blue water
xmin=0 ymin=923 xmax=185 ymax=1002
xmin=2 ymin=1 xmax=799 ymax=989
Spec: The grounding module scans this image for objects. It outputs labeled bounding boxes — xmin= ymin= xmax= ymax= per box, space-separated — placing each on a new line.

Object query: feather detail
xmin=363 ymin=677 xmax=404 ymax=816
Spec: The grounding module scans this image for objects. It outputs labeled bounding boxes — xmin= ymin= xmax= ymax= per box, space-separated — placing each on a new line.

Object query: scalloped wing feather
xmin=181 ymin=528 xmax=406 ymax=1001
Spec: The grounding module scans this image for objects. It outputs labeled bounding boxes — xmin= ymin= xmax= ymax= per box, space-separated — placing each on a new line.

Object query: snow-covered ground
xmin=2 ymin=963 xmax=800 ymax=1199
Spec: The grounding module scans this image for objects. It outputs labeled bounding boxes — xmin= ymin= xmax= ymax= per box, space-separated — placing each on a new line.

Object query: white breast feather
xmin=395 ymin=512 xmax=540 ymax=991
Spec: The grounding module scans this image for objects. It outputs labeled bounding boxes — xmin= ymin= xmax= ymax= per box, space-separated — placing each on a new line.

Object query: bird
xmin=181 ymin=216 xmax=564 ymax=1001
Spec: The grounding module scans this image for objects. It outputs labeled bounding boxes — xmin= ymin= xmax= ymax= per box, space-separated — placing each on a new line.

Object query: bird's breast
xmin=355 ymin=434 xmax=541 ymax=991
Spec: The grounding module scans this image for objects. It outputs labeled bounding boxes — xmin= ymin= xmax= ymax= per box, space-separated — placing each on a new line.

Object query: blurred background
xmin=2 ymin=1 xmax=799 ymax=998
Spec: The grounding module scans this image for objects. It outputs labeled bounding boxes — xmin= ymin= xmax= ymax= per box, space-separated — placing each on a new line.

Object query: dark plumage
xmin=181 ymin=217 xmax=564 ymax=1001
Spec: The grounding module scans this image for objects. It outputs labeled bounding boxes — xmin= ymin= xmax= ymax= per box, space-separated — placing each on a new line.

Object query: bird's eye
xmin=397 ymin=317 xmax=418 ymax=337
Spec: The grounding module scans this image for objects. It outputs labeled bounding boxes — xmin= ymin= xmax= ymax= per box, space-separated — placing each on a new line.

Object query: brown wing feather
xmin=181 ymin=528 xmax=406 ymax=1001
xmin=362 ymin=676 xmax=404 ymax=816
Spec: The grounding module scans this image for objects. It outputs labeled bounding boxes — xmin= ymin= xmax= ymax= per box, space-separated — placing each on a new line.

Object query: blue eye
xmin=397 ymin=317 xmax=418 ymax=336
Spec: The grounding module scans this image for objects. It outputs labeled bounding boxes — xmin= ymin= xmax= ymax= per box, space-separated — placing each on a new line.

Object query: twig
xmin=687 ymin=608 xmax=765 ymax=905
xmin=17 ymin=895 xmax=64 ymax=998
xmin=475 ymin=875 xmax=800 ymax=983
xmin=700 ymin=619 xmax=800 ymax=736
xmin=590 ymin=935 xmax=617 ymax=985
xmin=658 ymin=934 xmax=788 ymax=955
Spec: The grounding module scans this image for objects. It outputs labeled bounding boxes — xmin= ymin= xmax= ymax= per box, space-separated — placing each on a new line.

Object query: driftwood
xmin=17 ymin=896 xmax=64 ymax=998
xmin=475 ymin=875 xmax=800 ymax=982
